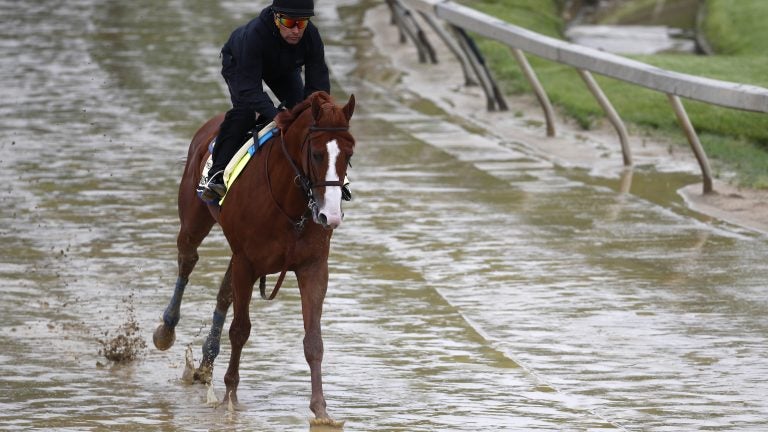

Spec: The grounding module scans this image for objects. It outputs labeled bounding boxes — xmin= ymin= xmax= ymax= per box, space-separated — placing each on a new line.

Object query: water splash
xmin=97 ymin=292 xmax=146 ymax=363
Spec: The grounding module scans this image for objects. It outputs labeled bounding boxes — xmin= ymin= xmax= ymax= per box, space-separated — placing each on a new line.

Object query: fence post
xmin=668 ymin=94 xmax=714 ymax=194
xmin=510 ymin=47 xmax=556 ymax=137
xmin=451 ymin=25 xmax=498 ymax=110
xmin=418 ymin=11 xmax=478 ymax=86
xmin=577 ymin=69 xmax=632 ymax=166
xmin=387 ymin=0 xmax=436 ymax=64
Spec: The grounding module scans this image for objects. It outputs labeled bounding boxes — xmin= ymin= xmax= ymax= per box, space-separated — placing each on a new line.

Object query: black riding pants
xmin=209 ymin=107 xmax=263 ymax=176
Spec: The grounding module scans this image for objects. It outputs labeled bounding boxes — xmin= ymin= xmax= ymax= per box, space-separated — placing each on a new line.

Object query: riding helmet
xmin=272 ymin=0 xmax=315 ymax=17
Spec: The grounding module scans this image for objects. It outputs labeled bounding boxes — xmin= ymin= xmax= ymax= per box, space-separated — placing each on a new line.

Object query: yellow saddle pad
xmin=197 ymin=121 xmax=278 ymax=205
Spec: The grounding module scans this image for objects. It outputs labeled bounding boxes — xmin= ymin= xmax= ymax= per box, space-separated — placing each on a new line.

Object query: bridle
xmin=260 ymin=122 xmax=350 ymax=300
xmin=277 ymin=123 xmax=349 ymax=231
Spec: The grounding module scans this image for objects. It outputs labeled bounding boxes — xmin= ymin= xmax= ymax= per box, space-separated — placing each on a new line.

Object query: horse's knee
xmin=177 ymin=228 xmax=201 ymax=250
xmin=303 ymin=332 xmax=324 ymax=362
xmin=229 ymin=321 xmax=251 ymax=347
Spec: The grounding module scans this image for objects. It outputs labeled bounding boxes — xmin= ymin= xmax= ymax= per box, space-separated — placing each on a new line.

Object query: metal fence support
xmin=387 ymin=0 xmax=407 ymax=43
xmin=453 ymin=26 xmax=508 ymax=111
xmin=387 ymin=0 xmax=436 ymax=64
xmin=418 ymin=11 xmax=478 ymax=86
xmin=578 ymin=69 xmax=632 ymax=166
xmin=668 ymin=94 xmax=714 ymax=194
xmin=511 ymin=47 xmax=556 ymax=137
xmin=451 ymin=25 xmax=497 ymax=110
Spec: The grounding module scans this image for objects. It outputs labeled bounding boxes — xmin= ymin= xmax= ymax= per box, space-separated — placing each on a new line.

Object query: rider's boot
xmin=201 ymin=170 xmax=227 ymax=202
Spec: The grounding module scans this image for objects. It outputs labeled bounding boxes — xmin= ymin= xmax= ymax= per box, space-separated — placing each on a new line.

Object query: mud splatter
xmin=98 ymin=292 xmax=146 ymax=363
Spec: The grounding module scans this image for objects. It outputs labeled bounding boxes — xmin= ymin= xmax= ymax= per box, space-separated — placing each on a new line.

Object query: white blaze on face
xmin=318 ymin=139 xmax=343 ymax=228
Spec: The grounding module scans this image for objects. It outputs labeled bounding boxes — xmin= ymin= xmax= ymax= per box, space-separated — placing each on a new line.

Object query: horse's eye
xmin=347 ymin=155 xmax=353 ymax=168
xmin=312 ymin=152 xmax=324 ymax=163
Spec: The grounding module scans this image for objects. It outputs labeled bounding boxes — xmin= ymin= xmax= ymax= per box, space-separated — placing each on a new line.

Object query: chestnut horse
xmin=153 ymin=91 xmax=355 ymax=425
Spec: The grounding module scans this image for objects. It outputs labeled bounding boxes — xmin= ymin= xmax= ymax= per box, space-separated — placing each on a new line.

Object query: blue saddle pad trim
xmin=252 ymin=128 xmax=278 ymax=154
xmin=208 ymin=128 xmax=277 ymax=156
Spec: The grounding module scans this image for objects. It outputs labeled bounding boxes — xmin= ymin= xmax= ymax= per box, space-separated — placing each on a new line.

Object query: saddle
xmin=197 ymin=121 xmax=278 ymax=204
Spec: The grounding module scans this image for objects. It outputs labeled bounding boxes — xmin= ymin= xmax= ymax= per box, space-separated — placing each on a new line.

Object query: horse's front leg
xmin=297 ymin=263 xmax=340 ymax=425
xmin=223 ymin=254 xmax=256 ymax=404
xmin=193 ymin=259 xmax=233 ymax=384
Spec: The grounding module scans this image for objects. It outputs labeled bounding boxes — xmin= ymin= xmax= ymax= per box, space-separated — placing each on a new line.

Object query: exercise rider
xmin=201 ymin=0 xmax=349 ymax=202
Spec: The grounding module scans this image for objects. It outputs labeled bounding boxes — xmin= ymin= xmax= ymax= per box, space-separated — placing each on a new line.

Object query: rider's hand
xmin=274 ymin=108 xmax=292 ymax=130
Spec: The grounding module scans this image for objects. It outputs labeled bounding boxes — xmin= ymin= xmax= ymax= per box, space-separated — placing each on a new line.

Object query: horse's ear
xmin=311 ymin=94 xmax=323 ymax=122
xmin=342 ymin=94 xmax=355 ymax=121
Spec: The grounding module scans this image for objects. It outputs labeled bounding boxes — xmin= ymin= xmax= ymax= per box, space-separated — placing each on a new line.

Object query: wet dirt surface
xmin=1 ymin=0 xmax=767 ymax=430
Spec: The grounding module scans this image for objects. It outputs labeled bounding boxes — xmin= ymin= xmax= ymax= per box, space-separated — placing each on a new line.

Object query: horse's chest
xmin=229 ymin=232 xmax=328 ymax=273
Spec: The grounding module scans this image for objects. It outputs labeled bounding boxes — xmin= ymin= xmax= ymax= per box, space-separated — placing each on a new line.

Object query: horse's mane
xmin=273 ymin=91 xmax=343 ymax=131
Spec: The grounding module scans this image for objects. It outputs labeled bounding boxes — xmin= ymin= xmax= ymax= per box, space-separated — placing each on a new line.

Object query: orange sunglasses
xmin=275 ymin=14 xmax=310 ymax=30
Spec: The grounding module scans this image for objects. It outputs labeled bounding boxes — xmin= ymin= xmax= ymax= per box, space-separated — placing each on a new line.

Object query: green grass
xmin=462 ymin=0 xmax=768 ymax=187
xmin=705 ymin=0 xmax=768 ymax=55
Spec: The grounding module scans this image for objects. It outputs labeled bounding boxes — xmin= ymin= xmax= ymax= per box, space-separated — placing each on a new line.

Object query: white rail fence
xmin=392 ymin=0 xmax=768 ymax=194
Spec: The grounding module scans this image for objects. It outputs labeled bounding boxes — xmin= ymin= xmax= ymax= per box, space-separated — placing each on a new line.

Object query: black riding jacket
xmin=220 ymin=6 xmax=330 ymax=120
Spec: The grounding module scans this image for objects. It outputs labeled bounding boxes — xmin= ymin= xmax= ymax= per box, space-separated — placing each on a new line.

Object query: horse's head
xmin=279 ymin=92 xmax=355 ymax=230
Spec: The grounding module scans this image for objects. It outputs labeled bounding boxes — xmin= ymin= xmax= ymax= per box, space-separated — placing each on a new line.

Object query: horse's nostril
xmin=319 ymin=213 xmax=328 ymax=225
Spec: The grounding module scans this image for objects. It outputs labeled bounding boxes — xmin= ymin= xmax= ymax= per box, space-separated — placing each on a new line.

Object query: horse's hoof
xmin=152 ymin=324 xmax=176 ymax=351
xmin=309 ymin=417 xmax=345 ymax=429
xmin=193 ymin=363 xmax=213 ymax=384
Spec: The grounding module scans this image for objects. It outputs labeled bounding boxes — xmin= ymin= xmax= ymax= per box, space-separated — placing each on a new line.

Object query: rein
xmin=260 ymin=123 xmax=349 ymax=301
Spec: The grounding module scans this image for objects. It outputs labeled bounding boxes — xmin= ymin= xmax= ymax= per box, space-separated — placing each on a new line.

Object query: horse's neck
xmin=270 ymin=124 xmax=308 ymax=190
xmin=286 ymin=122 xmax=309 ymax=154
xmin=259 ymin=131 xmax=307 ymax=220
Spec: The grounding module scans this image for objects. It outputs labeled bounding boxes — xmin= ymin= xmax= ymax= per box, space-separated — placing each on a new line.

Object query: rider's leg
xmin=201 ymin=106 xmax=256 ymax=201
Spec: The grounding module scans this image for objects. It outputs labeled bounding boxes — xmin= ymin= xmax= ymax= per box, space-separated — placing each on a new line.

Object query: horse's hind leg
xmin=193 ymin=259 xmax=233 ymax=384
xmin=153 ymin=200 xmax=216 ymax=351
